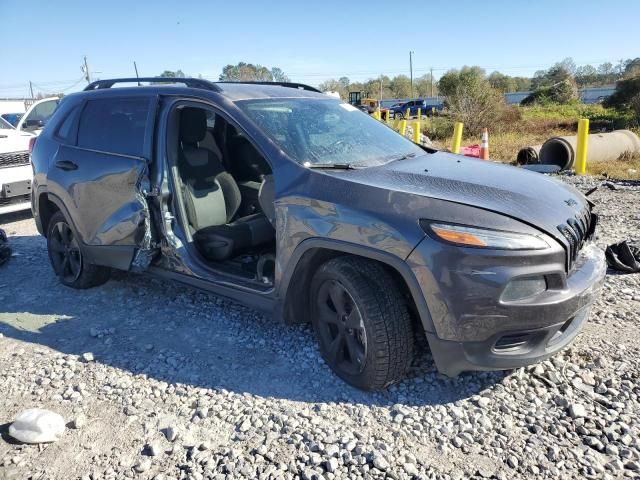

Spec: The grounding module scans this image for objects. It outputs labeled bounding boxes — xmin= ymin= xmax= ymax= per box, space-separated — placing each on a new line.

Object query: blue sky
xmin=0 ymin=0 xmax=638 ymax=97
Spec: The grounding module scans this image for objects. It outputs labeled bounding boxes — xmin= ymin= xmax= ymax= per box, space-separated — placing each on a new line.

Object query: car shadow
xmin=0 ymin=233 xmax=505 ymax=408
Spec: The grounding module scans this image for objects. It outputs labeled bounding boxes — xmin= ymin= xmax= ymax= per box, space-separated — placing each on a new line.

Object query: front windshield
xmin=237 ymin=98 xmax=425 ymax=167
xmin=0 ymin=116 xmax=13 ymax=129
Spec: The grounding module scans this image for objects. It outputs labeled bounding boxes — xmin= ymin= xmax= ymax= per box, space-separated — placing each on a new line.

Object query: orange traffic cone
xmin=480 ymin=128 xmax=489 ymax=160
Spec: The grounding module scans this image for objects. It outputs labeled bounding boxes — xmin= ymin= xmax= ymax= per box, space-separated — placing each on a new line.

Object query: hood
xmin=0 ymin=129 xmax=33 ymax=154
xmin=329 ymin=151 xmax=590 ymax=242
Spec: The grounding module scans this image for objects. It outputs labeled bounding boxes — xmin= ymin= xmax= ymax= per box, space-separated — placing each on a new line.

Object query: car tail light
xmin=28 ymin=136 xmax=37 ymax=154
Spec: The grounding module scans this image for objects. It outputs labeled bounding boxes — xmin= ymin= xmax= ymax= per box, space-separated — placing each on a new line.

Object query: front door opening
xmin=171 ymin=106 xmax=276 ymax=285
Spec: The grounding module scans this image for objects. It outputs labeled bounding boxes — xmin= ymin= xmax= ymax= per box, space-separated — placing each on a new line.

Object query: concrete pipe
xmin=539 ymin=130 xmax=640 ymax=170
xmin=516 ymin=145 xmax=542 ymax=165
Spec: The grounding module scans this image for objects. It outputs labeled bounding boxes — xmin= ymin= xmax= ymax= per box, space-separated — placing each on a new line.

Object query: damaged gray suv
xmin=31 ymin=78 xmax=606 ymax=390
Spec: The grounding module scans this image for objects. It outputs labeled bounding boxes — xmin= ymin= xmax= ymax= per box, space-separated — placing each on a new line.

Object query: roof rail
xmin=215 ymin=81 xmax=321 ymax=93
xmin=83 ymin=77 xmax=220 ymax=92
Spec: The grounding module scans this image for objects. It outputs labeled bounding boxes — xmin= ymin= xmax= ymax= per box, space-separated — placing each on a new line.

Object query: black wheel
xmin=47 ymin=211 xmax=110 ymax=289
xmin=395 ymin=111 xmax=403 ymax=119
xmin=311 ymin=257 xmax=414 ymax=390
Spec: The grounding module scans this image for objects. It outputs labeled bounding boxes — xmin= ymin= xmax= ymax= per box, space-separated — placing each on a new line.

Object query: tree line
xmin=158 ymin=57 xmax=640 ymax=103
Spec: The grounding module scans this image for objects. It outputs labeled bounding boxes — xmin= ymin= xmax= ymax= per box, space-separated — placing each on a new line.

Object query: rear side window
xmin=55 ymin=107 xmax=78 ymax=142
xmin=77 ymin=98 xmax=150 ymax=157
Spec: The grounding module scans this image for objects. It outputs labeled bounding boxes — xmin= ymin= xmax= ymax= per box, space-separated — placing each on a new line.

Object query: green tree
xmin=318 ymin=78 xmax=345 ymax=98
xmin=604 ymin=76 xmax=640 ymax=110
xmin=219 ymin=62 xmax=286 ymax=82
xmin=526 ymin=62 xmax=578 ymax=104
xmin=488 ymin=71 xmax=517 ymax=93
xmin=575 ymin=65 xmax=598 ymax=87
xmin=414 ymin=73 xmax=437 ymax=97
xmin=338 ymin=77 xmax=350 ymax=90
xmin=437 ymin=66 xmax=504 ymax=135
xmin=438 ymin=66 xmax=486 ymax=97
xmin=513 ymin=77 xmax=532 ymax=92
xmin=159 ymin=69 xmax=186 ymax=78
xmin=389 ymin=74 xmax=411 ymax=98
xmin=271 ymin=67 xmax=290 ymax=82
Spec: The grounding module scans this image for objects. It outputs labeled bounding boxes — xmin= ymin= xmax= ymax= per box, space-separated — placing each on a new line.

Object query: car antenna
xmin=133 ymin=61 xmax=141 ymax=86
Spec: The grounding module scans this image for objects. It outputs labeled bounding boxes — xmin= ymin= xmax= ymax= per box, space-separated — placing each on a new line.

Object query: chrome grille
xmin=0 ymin=151 xmax=30 ymax=169
xmin=558 ymin=206 xmax=594 ymax=271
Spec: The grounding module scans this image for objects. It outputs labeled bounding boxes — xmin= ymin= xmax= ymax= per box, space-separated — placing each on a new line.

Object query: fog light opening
xmin=501 ymin=276 xmax=547 ymax=302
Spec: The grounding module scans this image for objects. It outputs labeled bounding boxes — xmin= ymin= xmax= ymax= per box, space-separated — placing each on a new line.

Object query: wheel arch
xmin=36 ymin=191 xmax=61 ymax=237
xmin=276 ymin=238 xmax=435 ymax=335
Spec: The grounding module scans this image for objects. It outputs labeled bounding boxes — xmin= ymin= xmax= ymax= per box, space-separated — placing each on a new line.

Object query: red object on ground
xmin=460 ymin=144 xmax=480 ymax=158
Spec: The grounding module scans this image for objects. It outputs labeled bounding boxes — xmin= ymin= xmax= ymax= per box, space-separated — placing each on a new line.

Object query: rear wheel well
xmin=38 ymin=194 xmax=60 ymax=237
xmin=283 ymin=248 xmax=422 ymax=333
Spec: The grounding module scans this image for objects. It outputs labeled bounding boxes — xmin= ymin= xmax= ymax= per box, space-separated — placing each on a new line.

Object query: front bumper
xmin=407 ymin=240 xmax=606 ymax=376
xmin=0 ymin=164 xmax=32 ymax=215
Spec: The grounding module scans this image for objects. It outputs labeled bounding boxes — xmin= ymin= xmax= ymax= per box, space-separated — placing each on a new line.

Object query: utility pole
xmin=82 ymin=56 xmax=91 ymax=84
xmin=29 ymin=81 xmax=34 ymax=99
xmin=430 ymin=67 xmax=434 ymax=98
xmin=409 ymin=51 xmax=414 ymax=99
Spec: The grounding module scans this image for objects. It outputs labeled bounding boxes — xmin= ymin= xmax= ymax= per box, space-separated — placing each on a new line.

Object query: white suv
xmin=0 ymin=97 xmax=59 ymax=215
xmin=16 ymin=97 xmax=60 ymax=135
xmin=0 ymin=116 xmax=34 ymax=215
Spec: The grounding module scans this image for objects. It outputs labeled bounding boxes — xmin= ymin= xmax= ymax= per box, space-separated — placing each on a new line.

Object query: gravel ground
xmin=0 ymin=175 xmax=639 ymax=480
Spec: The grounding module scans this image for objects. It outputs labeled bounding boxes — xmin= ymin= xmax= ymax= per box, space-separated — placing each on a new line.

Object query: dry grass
xmin=587 ymin=151 xmax=640 ymax=179
xmin=431 ymin=128 xmax=572 ymax=163
xmin=429 ymin=124 xmax=640 ymax=180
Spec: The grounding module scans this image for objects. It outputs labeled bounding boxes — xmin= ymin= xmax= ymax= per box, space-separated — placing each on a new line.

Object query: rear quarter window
xmin=55 ymin=106 xmax=79 ymax=143
xmin=77 ymin=98 xmax=150 ymax=157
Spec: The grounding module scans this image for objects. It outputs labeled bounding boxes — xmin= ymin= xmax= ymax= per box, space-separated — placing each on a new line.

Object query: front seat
xmin=178 ymin=108 xmax=274 ymax=261
xmin=179 ymin=107 xmax=240 ymax=230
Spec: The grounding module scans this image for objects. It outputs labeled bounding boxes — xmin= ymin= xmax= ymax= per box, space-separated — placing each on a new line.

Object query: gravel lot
xmin=0 ymin=175 xmax=639 ymax=480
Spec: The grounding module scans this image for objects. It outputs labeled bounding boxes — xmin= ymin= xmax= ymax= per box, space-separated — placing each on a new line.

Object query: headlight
xmin=422 ymin=221 xmax=549 ymax=250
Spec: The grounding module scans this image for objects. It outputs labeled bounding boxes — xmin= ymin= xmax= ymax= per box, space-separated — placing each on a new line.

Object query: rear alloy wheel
xmin=311 ymin=257 xmax=414 ymax=390
xmin=47 ymin=211 xmax=110 ymax=289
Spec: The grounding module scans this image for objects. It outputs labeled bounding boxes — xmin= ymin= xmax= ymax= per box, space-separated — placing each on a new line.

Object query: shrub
xmin=521 ymin=78 xmax=578 ymax=105
xmin=604 ymin=76 xmax=640 ymax=109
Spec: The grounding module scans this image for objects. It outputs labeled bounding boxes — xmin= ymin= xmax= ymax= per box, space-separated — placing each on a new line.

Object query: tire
xmin=310 ymin=256 xmax=414 ymax=390
xmin=46 ymin=211 xmax=110 ymax=289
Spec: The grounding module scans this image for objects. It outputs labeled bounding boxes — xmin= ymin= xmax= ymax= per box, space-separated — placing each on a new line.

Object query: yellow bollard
xmin=451 ymin=122 xmax=463 ymax=154
xmin=575 ymin=118 xmax=589 ymax=175
xmin=431 ymin=106 xmax=435 ymax=115
xmin=417 ymin=107 xmax=421 ymax=120
xmin=399 ymin=119 xmax=407 ymax=136
xmin=406 ymin=108 xmax=410 ymax=119
xmin=385 ymin=110 xmax=391 ymax=125
xmin=413 ymin=120 xmax=421 ymax=144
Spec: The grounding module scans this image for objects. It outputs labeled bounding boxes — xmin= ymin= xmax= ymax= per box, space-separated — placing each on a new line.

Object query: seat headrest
xmin=180 ymin=108 xmax=207 ymax=144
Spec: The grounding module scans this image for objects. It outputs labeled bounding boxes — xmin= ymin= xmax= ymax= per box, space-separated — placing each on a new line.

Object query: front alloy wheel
xmin=315 ymin=279 xmax=368 ymax=375
xmin=311 ymin=257 xmax=414 ymax=390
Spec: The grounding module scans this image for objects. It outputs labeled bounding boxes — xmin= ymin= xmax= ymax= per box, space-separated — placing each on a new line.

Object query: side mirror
xmin=23 ymin=119 xmax=44 ymax=130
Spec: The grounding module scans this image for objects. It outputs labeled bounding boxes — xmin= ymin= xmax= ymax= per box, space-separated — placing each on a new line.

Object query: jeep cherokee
xmin=30 ymin=77 xmax=606 ymax=390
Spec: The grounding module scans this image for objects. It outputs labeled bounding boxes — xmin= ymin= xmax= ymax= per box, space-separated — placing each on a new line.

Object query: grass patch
xmin=520 ymin=103 xmax=636 ymax=130
xmin=587 ymin=151 xmax=640 ymax=179
xmin=424 ymin=104 xmax=640 ymax=179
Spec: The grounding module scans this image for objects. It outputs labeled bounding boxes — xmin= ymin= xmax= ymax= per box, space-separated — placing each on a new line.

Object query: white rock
xmin=71 ymin=413 xmax=87 ymax=429
xmin=9 ymin=409 xmax=66 ymax=443
xmin=81 ymin=352 xmax=94 ymax=362
xmin=568 ymin=404 xmax=586 ymax=418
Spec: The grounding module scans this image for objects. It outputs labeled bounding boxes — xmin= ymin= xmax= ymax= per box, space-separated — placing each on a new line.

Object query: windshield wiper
xmin=386 ymin=152 xmax=418 ymax=162
xmin=304 ymin=162 xmax=356 ymax=170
